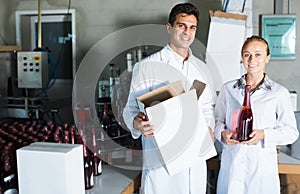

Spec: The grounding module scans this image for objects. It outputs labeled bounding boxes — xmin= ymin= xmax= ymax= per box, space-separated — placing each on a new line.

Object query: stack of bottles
xmin=0 ymin=120 xmax=102 ymax=193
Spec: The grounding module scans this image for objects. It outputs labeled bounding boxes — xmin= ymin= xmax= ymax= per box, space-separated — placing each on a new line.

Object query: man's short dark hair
xmin=168 ymin=3 xmax=199 ymax=26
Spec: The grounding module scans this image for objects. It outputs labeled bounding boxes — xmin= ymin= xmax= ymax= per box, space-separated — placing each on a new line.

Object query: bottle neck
xmin=82 ymin=135 xmax=88 ymax=157
xmin=243 ymin=85 xmax=251 ymax=107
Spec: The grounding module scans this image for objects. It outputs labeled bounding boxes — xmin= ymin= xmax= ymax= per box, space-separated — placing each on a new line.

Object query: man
xmin=123 ymin=3 xmax=215 ymax=194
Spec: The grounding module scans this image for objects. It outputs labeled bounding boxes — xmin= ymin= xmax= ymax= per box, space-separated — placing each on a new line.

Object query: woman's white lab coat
xmin=123 ymin=45 xmax=216 ymax=194
xmin=214 ymin=76 xmax=299 ymax=194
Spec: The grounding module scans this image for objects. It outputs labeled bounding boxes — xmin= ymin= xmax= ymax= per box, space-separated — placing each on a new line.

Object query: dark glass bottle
xmin=63 ymin=130 xmax=70 ymax=144
xmin=53 ymin=132 xmax=62 ymax=144
xmin=236 ymin=85 xmax=253 ymax=142
xmin=75 ymin=128 xmax=102 ymax=176
xmin=52 ymin=126 xmax=63 ymax=143
xmin=91 ymin=129 xmax=102 ymax=176
xmin=92 ymin=153 xmax=102 ymax=176
xmin=101 ymin=103 xmax=111 ymax=135
xmin=82 ymin=135 xmax=94 ymax=190
xmin=75 ymin=130 xmax=84 ymax=145
xmin=1 ymin=145 xmax=18 ymax=194
xmin=70 ymin=129 xmax=75 ymax=144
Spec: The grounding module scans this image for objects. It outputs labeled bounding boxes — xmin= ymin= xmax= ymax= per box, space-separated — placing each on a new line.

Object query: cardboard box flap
xmin=190 ymin=80 xmax=206 ymax=100
xmin=0 ymin=45 xmax=22 ymax=52
xmin=136 ymin=80 xmax=206 ymax=115
xmin=209 ymin=10 xmax=247 ymax=21
xmin=136 ymin=80 xmax=184 ymax=109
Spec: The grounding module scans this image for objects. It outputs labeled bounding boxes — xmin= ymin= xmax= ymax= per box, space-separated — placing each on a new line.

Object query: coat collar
xmin=233 ymin=73 xmax=272 ymax=91
xmin=160 ymin=44 xmax=193 ymax=65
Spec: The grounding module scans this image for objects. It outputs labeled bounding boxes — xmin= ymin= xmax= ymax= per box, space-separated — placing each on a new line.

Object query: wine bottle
xmin=236 ymin=85 xmax=253 ymax=142
xmin=63 ymin=130 xmax=70 ymax=144
xmin=91 ymin=128 xmax=102 ymax=176
xmin=82 ymin=135 xmax=94 ymax=189
xmin=92 ymin=152 xmax=102 ymax=176
xmin=75 ymin=128 xmax=102 ymax=176
xmin=1 ymin=145 xmax=18 ymax=194
xmin=70 ymin=130 xmax=75 ymax=144
xmin=126 ymin=53 xmax=133 ymax=72
xmin=109 ymin=63 xmax=115 ymax=98
xmin=101 ymin=103 xmax=111 ymax=136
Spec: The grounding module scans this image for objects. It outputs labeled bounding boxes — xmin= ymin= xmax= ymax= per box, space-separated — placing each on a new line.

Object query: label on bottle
xmin=114 ymin=77 xmax=120 ymax=85
xmin=90 ymin=174 xmax=94 ymax=186
xmin=3 ymin=174 xmax=15 ymax=182
xmin=98 ymin=160 xmax=102 ymax=174
xmin=98 ymin=80 xmax=110 ymax=98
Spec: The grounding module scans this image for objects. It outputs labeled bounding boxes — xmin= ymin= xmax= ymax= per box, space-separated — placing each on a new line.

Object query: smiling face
xmin=166 ymin=13 xmax=197 ymax=57
xmin=242 ymin=40 xmax=271 ymax=76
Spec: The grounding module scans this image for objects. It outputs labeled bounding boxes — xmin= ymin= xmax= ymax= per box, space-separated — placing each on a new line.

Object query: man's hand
xmin=133 ymin=112 xmax=154 ymax=137
xmin=208 ymin=127 xmax=214 ymax=142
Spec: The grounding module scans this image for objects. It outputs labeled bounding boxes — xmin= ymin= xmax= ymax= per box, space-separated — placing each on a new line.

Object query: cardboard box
xmin=136 ymin=80 xmax=216 ymax=175
xmin=207 ymin=10 xmax=247 ymax=91
xmin=17 ymin=142 xmax=85 ymax=194
xmin=0 ymin=45 xmax=22 ymax=52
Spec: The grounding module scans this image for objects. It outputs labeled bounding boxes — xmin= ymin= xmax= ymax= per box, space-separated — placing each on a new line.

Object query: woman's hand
xmin=133 ymin=112 xmax=154 ymax=137
xmin=243 ymin=129 xmax=265 ymax=145
xmin=221 ymin=130 xmax=239 ymax=145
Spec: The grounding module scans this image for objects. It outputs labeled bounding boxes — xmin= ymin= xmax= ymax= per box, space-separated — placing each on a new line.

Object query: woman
xmin=214 ymin=35 xmax=299 ymax=194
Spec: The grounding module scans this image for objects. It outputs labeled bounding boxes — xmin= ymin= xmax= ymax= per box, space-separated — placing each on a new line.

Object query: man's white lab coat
xmin=123 ymin=45 xmax=215 ymax=194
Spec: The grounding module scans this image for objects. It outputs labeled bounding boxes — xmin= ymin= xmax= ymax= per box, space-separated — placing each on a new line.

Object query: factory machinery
xmin=0 ymin=49 xmax=72 ymax=123
xmin=1 ymin=50 xmax=43 ymax=118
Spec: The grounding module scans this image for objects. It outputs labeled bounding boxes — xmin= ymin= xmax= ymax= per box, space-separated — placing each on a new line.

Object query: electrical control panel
xmin=17 ymin=51 xmax=48 ymax=88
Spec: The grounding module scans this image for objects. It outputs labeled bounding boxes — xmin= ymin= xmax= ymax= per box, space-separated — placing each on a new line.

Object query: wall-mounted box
xmin=17 ymin=51 xmax=48 ymax=88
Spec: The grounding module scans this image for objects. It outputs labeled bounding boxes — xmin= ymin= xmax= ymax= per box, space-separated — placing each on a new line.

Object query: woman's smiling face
xmin=242 ymin=40 xmax=270 ymax=75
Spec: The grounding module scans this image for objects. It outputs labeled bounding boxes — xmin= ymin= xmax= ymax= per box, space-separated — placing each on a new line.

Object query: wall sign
xmin=260 ymin=14 xmax=296 ymax=60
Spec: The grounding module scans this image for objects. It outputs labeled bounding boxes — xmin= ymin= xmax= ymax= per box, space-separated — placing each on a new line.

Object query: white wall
xmin=0 ymin=0 xmax=221 ymax=67
xmin=253 ymin=0 xmax=300 ymax=111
